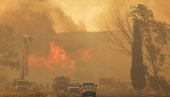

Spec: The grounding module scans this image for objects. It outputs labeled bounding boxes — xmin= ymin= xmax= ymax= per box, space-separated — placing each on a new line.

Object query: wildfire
xmin=81 ymin=48 xmax=93 ymax=60
xmin=28 ymin=42 xmax=76 ymax=70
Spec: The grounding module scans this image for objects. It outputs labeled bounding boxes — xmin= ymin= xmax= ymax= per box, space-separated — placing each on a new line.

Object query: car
xmin=80 ymin=82 xmax=97 ymax=97
xmin=67 ymin=82 xmax=81 ymax=97
xmin=53 ymin=76 xmax=70 ymax=97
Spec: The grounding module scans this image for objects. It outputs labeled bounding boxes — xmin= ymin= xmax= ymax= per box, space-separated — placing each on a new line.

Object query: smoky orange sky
xmin=0 ymin=0 xmax=170 ymax=84
xmin=54 ymin=0 xmax=170 ymax=31
xmin=0 ymin=0 xmax=170 ymax=32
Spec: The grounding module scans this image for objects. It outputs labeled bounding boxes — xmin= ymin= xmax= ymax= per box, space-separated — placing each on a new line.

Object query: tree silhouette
xmin=106 ymin=4 xmax=170 ymax=93
xmin=131 ymin=17 xmax=146 ymax=92
xmin=130 ymin=4 xmax=170 ymax=93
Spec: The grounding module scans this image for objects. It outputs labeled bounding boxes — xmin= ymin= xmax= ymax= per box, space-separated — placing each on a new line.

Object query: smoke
xmin=0 ymin=0 xmax=88 ymax=83
xmin=56 ymin=0 xmax=146 ymax=31
xmin=0 ymin=0 xmax=86 ymax=34
xmin=1 ymin=0 xmax=170 ymax=83
xmin=57 ymin=0 xmax=169 ymax=31
xmin=0 ymin=0 xmax=87 ymax=70
xmin=0 ymin=0 xmax=87 ymax=57
xmin=0 ymin=67 xmax=8 ymax=84
xmin=0 ymin=66 xmax=18 ymax=84
xmin=152 ymin=0 xmax=170 ymax=23
xmin=92 ymin=0 xmax=151 ymax=31
xmin=81 ymin=48 xmax=93 ymax=60
xmin=1 ymin=0 xmax=168 ymax=32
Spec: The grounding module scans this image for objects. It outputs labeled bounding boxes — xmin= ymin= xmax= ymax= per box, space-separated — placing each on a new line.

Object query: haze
xmin=0 ymin=0 xmax=170 ymax=85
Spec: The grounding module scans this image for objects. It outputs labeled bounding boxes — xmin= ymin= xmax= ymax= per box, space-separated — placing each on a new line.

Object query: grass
xmin=0 ymin=93 xmax=48 ymax=97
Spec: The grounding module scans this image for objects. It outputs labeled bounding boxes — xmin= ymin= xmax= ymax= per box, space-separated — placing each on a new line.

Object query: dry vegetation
xmin=0 ymin=93 xmax=48 ymax=97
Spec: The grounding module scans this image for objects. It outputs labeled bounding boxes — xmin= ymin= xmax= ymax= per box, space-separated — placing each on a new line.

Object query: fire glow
xmin=81 ymin=48 xmax=93 ymax=60
xmin=28 ymin=42 xmax=76 ymax=70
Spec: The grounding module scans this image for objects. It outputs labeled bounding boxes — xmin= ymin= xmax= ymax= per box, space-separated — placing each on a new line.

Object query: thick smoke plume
xmin=0 ymin=0 xmax=86 ymax=33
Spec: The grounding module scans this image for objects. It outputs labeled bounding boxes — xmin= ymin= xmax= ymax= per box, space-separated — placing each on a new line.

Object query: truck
xmin=15 ymin=79 xmax=40 ymax=94
xmin=53 ymin=76 xmax=70 ymax=97
xmin=15 ymin=79 xmax=31 ymax=93
xmin=80 ymin=82 xmax=97 ymax=97
xmin=67 ymin=82 xmax=80 ymax=97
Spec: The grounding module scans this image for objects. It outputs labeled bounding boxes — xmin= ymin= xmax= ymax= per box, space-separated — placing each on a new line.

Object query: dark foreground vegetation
xmin=0 ymin=93 xmax=48 ymax=97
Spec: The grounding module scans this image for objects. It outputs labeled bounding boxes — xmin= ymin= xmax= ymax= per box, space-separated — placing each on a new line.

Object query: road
xmin=48 ymin=93 xmax=170 ymax=97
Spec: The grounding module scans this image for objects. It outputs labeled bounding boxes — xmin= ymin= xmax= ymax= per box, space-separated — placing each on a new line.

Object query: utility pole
xmin=20 ymin=35 xmax=33 ymax=80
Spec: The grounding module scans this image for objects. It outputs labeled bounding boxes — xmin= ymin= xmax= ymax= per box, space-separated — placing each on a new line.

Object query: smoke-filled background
xmin=0 ymin=0 xmax=170 ymax=84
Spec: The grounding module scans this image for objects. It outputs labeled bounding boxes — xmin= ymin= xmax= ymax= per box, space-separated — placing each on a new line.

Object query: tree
xmin=131 ymin=17 xmax=146 ymax=92
xmin=106 ymin=4 xmax=170 ymax=92
xmin=149 ymin=76 xmax=170 ymax=95
xmin=0 ymin=24 xmax=19 ymax=69
xmin=158 ymin=76 xmax=170 ymax=95
xmin=130 ymin=4 xmax=170 ymax=93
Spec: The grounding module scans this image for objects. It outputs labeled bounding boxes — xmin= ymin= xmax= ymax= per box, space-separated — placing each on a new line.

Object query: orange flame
xmin=28 ymin=42 xmax=76 ymax=70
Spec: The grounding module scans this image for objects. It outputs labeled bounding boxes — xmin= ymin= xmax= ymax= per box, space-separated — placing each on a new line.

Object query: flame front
xmin=28 ymin=42 xmax=76 ymax=70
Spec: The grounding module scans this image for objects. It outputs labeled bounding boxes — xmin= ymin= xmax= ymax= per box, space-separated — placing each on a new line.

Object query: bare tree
xmin=105 ymin=7 xmax=132 ymax=56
